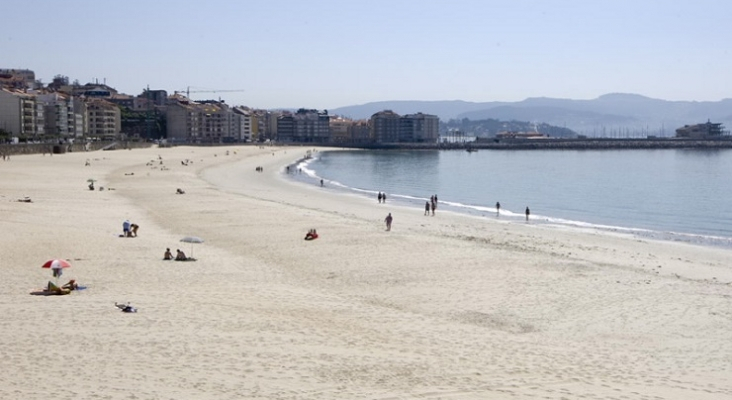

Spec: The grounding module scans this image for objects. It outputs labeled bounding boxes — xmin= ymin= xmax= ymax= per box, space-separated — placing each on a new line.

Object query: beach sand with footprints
xmin=1 ymin=145 xmax=731 ymax=399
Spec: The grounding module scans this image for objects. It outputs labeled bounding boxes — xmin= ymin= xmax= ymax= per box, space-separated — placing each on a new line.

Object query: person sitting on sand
xmin=130 ymin=223 xmax=139 ymax=237
xmin=123 ymin=220 xmax=131 ymax=237
xmin=175 ymin=249 xmax=187 ymax=261
xmin=304 ymin=229 xmax=319 ymax=241
xmin=163 ymin=248 xmax=173 ymax=260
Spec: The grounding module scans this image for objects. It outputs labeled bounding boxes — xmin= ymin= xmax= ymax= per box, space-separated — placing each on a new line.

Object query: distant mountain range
xmin=330 ymin=94 xmax=732 ymax=137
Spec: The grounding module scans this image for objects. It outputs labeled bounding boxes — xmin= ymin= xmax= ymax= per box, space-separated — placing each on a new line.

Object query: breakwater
xmin=330 ymin=137 xmax=732 ymax=150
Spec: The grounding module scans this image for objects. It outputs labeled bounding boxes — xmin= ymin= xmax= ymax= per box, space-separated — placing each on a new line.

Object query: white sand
xmin=1 ymin=145 xmax=731 ymax=400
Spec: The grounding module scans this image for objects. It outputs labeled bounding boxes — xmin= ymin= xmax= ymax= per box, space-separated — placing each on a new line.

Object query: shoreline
xmin=2 ymin=145 xmax=731 ymax=399
xmin=287 ymin=148 xmax=732 ymax=250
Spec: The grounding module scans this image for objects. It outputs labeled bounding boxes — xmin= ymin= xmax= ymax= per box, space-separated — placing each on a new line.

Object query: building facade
xmin=0 ymin=88 xmax=44 ymax=137
xmin=292 ymin=109 xmax=330 ymax=143
xmin=675 ymin=121 xmax=729 ymax=138
xmin=370 ymin=110 xmax=400 ymax=143
xmin=86 ymin=99 xmax=121 ymax=138
xmin=370 ymin=110 xmax=439 ymax=143
xmin=401 ymin=112 xmax=439 ymax=143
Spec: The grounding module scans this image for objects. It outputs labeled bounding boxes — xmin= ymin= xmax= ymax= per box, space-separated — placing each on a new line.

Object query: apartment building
xmin=349 ymin=120 xmax=372 ymax=144
xmin=276 ymin=111 xmax=294 ymax=142
xmin=400 ymin=112 xmax=440 ymax=143
xmin=370 ymin=110 xmax=400 ymax=143
xmin=37 ymin=92 xmax=77 ymax=137
xmin=86 ymin=99 xmax=121 ymax=138
xmin=231 ymin=106 xmax=253 ymax=142
xmin=166 ymin=98 xmax=238 ymax=143
xmin=292 ymin=109 xmax=330 ymax=143
xmin=330 ymin=117 xmax=352 ymax=143
xmin=0 ymin=88 xmax=44 ymax=137
xmin=370 ymin=110 xmax=439 ymax=143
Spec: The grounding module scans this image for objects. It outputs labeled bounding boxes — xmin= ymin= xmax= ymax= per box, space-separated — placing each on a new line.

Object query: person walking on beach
xmin=425 ymin=201 xmax=430 ymax=216
xmin=385 ymin=213 xmax=393 ymax=231
xmin=382 ymin=193 xmax=387 ymax=203
xmin=525 ymin=206 xmax=530 ymax=221
xmin=378 ymin=192 xmax=383 ymax=203
xmin=496 ymin=201 xmax=501 ymax=216
xmin=431 ymin=200 xmax=436 ymax=216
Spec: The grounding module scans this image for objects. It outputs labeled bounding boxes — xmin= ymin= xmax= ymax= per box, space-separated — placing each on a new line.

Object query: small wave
xmin=284 ymin=155 xmax=732 ymax=249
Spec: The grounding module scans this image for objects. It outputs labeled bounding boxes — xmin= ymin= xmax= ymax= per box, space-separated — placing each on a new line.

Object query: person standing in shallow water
xmin=385 ymin=213 xmax=393 ymax=231
xmin=525 ymin=206 xmax=530 ymax=221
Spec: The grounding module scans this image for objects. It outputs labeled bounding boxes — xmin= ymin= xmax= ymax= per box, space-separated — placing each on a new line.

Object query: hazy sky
xmin=4 ymin=0 xmax=731 ymax=109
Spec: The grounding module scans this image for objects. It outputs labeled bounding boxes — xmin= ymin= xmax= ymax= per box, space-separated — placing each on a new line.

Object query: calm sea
xmin=289 ymin=149 xmax=732 ymax=248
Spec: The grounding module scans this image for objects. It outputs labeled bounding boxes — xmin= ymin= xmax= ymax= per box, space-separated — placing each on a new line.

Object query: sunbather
xmin=304 ymin=229 xmax=319 ymax=240
xmin=46 ymin=281 xmax=71 ymax=295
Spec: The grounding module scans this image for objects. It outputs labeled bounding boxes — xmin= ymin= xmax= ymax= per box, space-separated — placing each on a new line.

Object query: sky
xmin=4 ymin=0 xmax=731 ymax=109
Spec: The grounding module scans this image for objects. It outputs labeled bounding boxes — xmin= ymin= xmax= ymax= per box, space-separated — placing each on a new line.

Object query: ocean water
xmin=288 ymin=148 xmax=732 ymax=248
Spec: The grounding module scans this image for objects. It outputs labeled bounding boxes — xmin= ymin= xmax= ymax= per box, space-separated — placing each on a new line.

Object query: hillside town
xmin=0 ymin=69 xmax=440 ymax=145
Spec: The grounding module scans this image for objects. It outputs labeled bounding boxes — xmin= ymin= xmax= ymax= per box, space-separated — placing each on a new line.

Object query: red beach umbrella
xmin=42 ymin=259 xmax=71 ymax=279
xmin=41 ymin=259 xmax=72 ymax=270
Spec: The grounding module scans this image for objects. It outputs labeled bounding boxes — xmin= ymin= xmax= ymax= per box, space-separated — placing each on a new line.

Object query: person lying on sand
xmin=176 ymin=188 xmax=185 ymax=194
xmin=304 ymin=229 xmax=319 ymax=240
xmin=45 ymin=281 xmax=71 ymax=295
xmin=115 ymin=302 xmax=137 ymax=313
xmin=17 ymin=197 xmax=32 ymax=203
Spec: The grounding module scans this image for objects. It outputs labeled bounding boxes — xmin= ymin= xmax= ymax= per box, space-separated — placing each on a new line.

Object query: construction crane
xmin=174 ymin=86 xmax=246 ymax=98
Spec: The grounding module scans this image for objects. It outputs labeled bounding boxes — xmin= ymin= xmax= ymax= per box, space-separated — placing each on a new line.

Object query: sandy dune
xmin=0 ymin=145 xmax=730 ymax=400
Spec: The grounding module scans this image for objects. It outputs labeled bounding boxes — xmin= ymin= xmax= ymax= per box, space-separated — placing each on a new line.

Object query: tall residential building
xmin=166 ymin=97 xmax=235 ymax=143
xmin=231 ymin=106 xmax=253 ymax=142
xmin=292 ymin=109 xmax=330 ymax=143
xmin=276 ymin=111 xmax=294 ymax=142
xmin=0 ymin=88 xmax=44 ymax=137
xmin=370 ymin=110 xmax=439 ymax=143
xmin=166 ymin=99 xmax=200 ymax=142
xmin=370 ymin=110 xmax=400 ymax=143
xmin=37 ymin=92 xmax=76 ymax=137
xmin=401 ymin=112 xmax=440 ymax=143
xmin=86 ymin=99 xmax=121 ymax=137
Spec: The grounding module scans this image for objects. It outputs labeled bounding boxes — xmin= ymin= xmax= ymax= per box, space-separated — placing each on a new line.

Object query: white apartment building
xmin=231 ymin=106 xmax=253 ymax=142
xmin=0 ymin=88 xmax=44 ymax=137
xmin=37 ymin=92 xmax=78 ymax=137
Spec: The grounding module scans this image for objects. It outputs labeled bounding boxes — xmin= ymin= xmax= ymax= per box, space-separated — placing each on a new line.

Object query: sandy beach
xmin=1 ymin=145 xmax=731 ymax=400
